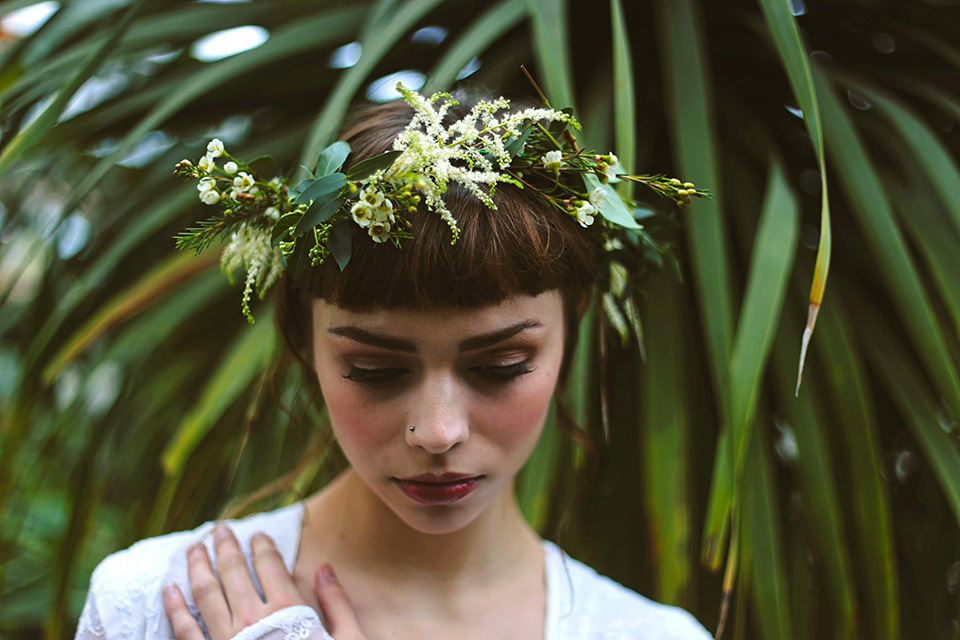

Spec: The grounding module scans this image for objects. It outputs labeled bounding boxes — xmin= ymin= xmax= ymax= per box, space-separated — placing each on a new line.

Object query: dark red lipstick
xmin=394 ymin=473 xmax=482 ymax=505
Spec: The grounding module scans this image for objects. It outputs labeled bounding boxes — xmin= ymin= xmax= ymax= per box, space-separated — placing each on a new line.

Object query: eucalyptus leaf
xmin=583 ymin=173 xmax=642 ymax=230
xmin=315 ymin=141 xmax=351 ymax=178
xmin=271 ymin=212 xmax=301 ymax=245
xmin=328 ymin=221 xmax=354 ymax=271
xmin=505 ymin=120 xmax=534 ymax=159
xmin=293 ymin=173 xmax=346 ymax=206
xmin=346 ymin=150 xmax=403 ymax=180
xmin=290 ymin=178 xmax=312 ymax=199
xmin=294 ymin=195 xmax=343 ymax=236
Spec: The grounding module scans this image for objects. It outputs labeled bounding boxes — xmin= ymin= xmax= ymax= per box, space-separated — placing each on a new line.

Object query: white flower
xmin=198 ymin=155 xmax=214 ymax=173
xmin=360 ymin=188 xmax=384 ymax=209
xmin=543 ymin=150 xmax=563 ymax=172
xmin=232 ymin=172 xmax=254 ymax=191
xmin=374 ymin=197 xmax=395 ymax=223
xmin=200 ymin=189 xmax=221 ymax=205
xmin=224 ymin=161 xmax=238 ymax=175
xmin=219 ymin=224 xmax=285 ymax=322
xmin=207 ymin=138 xmax=225 ymax=158
xmin=264 ymin=206 xmax=280 ymax=220
xmin=197 ymin=177 xmax=217 ymax=193
xmin=351 ymin=201 xmax=374 ymax=227
xmin=576 ymin=202 xmax=596 ymax=228
xmin=603 ymin=154 xmax=619 ymax=182
xmin=589 ymin=188 xmax=606 ymax=207
xmin=369 ymin=220 xmax=391 ymax=243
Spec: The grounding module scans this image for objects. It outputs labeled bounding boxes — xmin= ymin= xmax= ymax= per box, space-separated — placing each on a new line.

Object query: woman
xmin=75 ymin=88 xmax=711 ymax=640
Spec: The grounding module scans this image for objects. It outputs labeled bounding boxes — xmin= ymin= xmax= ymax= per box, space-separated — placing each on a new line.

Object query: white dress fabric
xmin=75 ymin=502 xmax=711 ymax=640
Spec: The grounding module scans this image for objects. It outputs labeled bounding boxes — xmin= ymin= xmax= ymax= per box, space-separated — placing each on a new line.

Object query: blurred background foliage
xmin=1 ymin=0 xmax=959 ymax=638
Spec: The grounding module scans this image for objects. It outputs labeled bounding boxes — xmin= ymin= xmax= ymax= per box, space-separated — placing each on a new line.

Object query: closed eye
xmin=343 ymin=366 xmax=408 ymax=385
xmin=472 ymin=361 xmax=535 ymax=381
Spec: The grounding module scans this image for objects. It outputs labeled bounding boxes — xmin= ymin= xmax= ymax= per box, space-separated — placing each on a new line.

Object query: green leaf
xmin=583 ymin=173 xmax=641 ymax=230
xmin=757 ymin=0 xmax=832 ymax=390
xmin=505 ymin=122 xmax=534 ymax=160
xmin=294 ymin=195 xmax=343 ymax=237
xmin=730 ymin=157 xmax=798 ymax=473
xmin=328 ymin=221 xmax=354 ymax=271
xmin=654 ymin=0 xmax=735 ymax=567
xmin=346 ymin=150 xmax=403 ymax=180
xmin=293 ymin=173 xmax=346 ymax=206
xmin=315 ymin=141 xmax=352 ymax=178
xmin=271 ymin=212 xmax=301 ymax=245
xmin=609 ymin=0 xmax=635 ymax=199
xmin=525 ymin=0 xmax=575 ymax=109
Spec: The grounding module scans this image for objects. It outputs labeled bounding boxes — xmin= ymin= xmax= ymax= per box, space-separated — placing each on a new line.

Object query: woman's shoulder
xmin=543 ymin=541 xmax=712 ymax=640
xmin=77 ymin=502 xmax=305 ymax=640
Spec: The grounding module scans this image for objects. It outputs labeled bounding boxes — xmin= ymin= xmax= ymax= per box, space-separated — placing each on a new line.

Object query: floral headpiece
xmin=174 ymin=82 xmax=706 ymax=332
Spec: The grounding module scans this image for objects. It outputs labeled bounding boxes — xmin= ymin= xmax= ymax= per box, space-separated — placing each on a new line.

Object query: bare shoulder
xmin=545 ymin=542 xmax=712 ymax=640
xmin=80 ymin=503 xmax=305 ymax=640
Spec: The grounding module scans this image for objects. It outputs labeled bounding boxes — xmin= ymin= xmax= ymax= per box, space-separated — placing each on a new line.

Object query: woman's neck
xmin=301 ymin=468 xmax=540 ymax=588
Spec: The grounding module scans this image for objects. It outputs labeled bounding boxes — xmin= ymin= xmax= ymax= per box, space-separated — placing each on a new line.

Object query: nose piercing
xmin=408 ymin=425 xmax=415 ymax=432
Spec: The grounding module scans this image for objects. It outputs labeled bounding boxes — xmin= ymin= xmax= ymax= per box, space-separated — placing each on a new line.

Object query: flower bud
xmin=683 ymin=182 xmax=695 ymax=189
xmin=224 ymin=161 xmax=239 ymax=175
xmin=669 ymin=178 xmax=682 ymax=186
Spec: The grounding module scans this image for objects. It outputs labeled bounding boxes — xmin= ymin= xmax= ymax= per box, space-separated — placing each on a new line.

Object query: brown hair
xmin=276 ymin=91 xmax=600 ymax=384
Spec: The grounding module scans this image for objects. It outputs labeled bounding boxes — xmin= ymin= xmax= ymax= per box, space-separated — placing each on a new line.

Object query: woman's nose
xmin=405 ymin=376 xmax=469 ymax=454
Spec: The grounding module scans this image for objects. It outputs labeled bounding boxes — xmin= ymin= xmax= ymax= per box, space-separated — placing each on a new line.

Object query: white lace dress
xmin=74 ymin=503 xmax=711 ymax=640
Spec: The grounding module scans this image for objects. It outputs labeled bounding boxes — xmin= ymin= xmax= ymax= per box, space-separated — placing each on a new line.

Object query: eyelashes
xmin=343 ymin=361 xmax=535 ymax=386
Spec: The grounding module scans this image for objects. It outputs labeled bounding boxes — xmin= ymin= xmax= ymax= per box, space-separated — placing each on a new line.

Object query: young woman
xmin=75 ymin=91 xmax=712 ymax=640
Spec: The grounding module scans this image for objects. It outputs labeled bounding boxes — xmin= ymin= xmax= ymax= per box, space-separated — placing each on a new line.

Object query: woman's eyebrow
xmin=327 ymin=327 xmax=417 ymax=352
xmin=327 ymin=320 xmax=542 ymax=353
xmin=458 ymin=320 xmax=542 ymax=352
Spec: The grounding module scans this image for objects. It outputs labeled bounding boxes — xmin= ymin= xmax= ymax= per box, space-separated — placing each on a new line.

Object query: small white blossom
xmin=604 ymin=164 xmax=618 ymax=182
xmin=543 ymin=150 xmax=563 ymax=172
xmin=374 ymin=197 xmax=395 ymax=223
xmin=360 ymin=188 xmax=385 ymax=209
xmin=249 ymin=186 xmax=260 ymax=195
xmin=224 ymin=161 xmax=238 ymax=175
xmin=351 ymin=201 xmax=374 ymax=227
xmin=264 ymin=206 xmax=280 ymax=220
xmin=589 ymin=188 xmax=606 ymax=207
xmin=207 ymin=138 xmax=225 ymax=158
xmin=197 ymin=177 xmax=217 ymax=193
xmin=369 ymin=220 xmax=391 ymax=243
xmin=200 ymin=189 xmax=221 ymax=205
xmin=576 ymin=202 xmax=596 ymax=228
xmin=233 ymin=172 xmax=254 ymax=191
xmin=198 ymin=155 xmax=214 ymax=173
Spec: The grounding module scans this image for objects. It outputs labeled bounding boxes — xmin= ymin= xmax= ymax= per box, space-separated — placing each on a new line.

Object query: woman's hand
xmin=162 ymin=524 xmax=368 ymax=640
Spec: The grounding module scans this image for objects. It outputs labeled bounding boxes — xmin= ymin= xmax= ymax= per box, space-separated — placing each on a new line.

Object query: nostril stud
xmin=408 ymin=425 xmax=415 ymax=432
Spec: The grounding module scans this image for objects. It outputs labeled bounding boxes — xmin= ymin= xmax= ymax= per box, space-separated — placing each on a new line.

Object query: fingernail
xmin=187 ymin=542 xmax=203 ymax=557
xmin=213 ymin=524 xmax=228 ymax=542
xmin=318 ymin=563 xmax=337 ymax=584
xmin=163 ymin=584 xmax=177 ymax=600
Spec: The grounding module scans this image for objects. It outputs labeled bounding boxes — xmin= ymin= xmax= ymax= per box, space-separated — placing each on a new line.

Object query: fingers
xmin=250 ymin=532 xmax=302 ymax=607
xmin=315 ymin=564 xmax=365 ymax=640
xmin=212 ymin=525 xmax=262 ymax=612
xmin=186 ymin=542 xmax=232 ymax=639
xmin=163 ymin=584 xmax=206 ymax=640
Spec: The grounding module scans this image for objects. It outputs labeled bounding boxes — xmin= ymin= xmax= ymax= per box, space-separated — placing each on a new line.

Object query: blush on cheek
xmin=494 ymin=375 xmax=556 ymax=448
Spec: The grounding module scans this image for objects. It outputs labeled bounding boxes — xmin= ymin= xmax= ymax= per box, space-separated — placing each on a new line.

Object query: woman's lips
xmin=393 ymin=474 xmax=483 ymax=505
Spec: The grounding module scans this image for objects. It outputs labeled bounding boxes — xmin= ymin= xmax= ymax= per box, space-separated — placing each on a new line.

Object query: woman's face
xmin=311 ymin=291 xmax=565 ymax=535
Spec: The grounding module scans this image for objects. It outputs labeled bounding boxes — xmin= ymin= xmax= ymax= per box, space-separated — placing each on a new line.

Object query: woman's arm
xmin=162 ymin=526 xmax=366 ymax=640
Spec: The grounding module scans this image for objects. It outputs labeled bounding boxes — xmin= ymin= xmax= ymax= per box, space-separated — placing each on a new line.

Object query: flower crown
xmin=174 ymin=82 xmax=706 ymax=332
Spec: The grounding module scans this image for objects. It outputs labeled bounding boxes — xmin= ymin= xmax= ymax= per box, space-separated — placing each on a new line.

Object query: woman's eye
xmin=473 ymin=361 xmax=535 ymax=381
xmin=343 ymin=366 xmax=408 ymax=385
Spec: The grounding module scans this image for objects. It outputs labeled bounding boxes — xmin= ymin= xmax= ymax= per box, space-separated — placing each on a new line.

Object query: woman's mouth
xmin=393 ymin=473 xmax=483 ymax=505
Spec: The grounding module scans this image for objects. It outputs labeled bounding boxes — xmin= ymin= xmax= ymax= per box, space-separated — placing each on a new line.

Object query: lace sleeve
xmin=230 ymin=606 xmax=333 ymax=640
